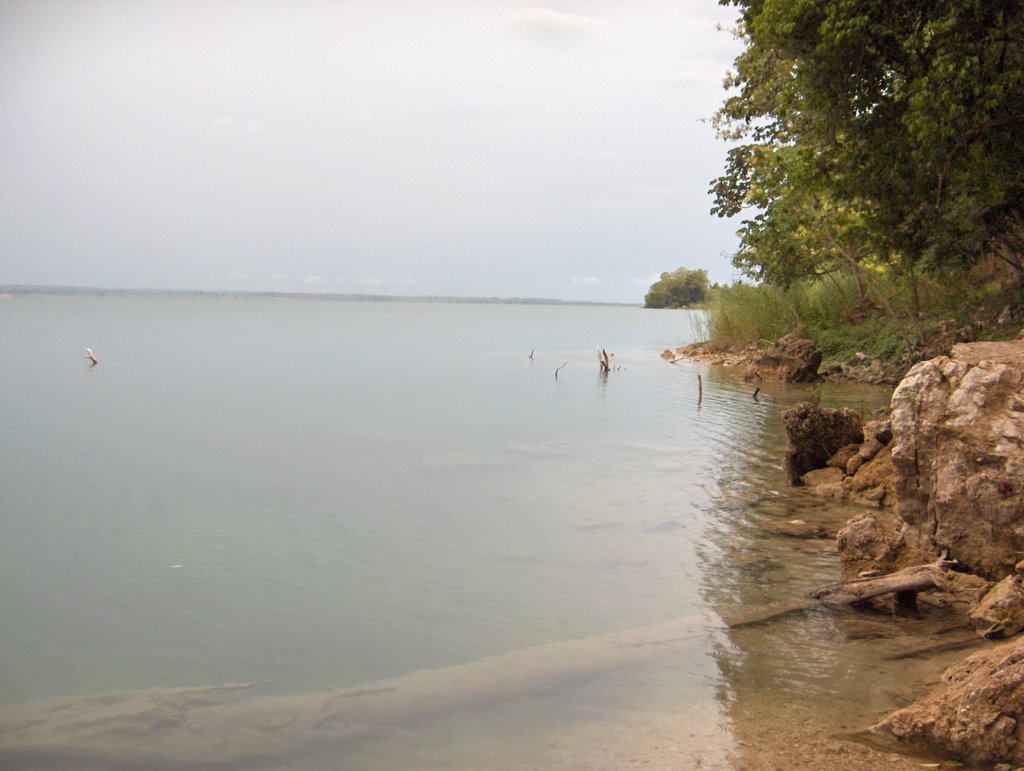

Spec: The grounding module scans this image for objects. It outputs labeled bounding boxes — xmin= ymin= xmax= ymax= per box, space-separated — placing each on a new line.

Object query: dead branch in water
xmin=554 ymin=362 xmax=567 ymax=380
xmin=812 ymin=558 xmax=957 ymax=614
xmin=85 ymin=347 xmax=98 ymax=365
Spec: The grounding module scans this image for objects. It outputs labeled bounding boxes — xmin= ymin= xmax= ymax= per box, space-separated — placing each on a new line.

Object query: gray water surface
xmin=0 ymin=294 xmax=907 ymax=768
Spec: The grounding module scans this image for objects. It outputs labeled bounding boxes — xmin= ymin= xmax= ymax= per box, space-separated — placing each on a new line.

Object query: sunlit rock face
xmin=875 ymin=634 xmax=1024 ymax=766
xmin=891 ymin=341 xmax=1024 ymax=580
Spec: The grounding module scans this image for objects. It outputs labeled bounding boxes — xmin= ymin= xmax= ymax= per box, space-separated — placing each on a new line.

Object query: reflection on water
xmin=0 ymin=294 xmax=957 ymax=768
xmin=694 ymin=372 xmax=976 ymax=767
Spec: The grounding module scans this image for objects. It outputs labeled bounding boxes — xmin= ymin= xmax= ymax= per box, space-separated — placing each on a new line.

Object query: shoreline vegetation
xmin=663 ymin=271 xmax=1024 ymax=388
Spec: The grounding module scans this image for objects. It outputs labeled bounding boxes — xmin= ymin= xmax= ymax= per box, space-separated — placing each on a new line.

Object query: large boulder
xmin=743 ymin=334 xmax=822 ymax=383
xmin=969 ymin=575 xmax=1024 ymax=639
xmin=782 ymin=402 xmax=863 ymax=485
xmin=891 ymin=341 xmax=1024 ymax=579
xmin=875 ymin=635 xmax=1024 ymax=766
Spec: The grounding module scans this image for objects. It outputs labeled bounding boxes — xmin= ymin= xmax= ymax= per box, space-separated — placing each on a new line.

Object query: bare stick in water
xmin=554 ymin=362 xmax=566 ymax=380
xmin=85 ymin=347 xmax=98 ymax=365
xmin=528 ymin=350 xmax=534 ymax=359
xmin=752 ymin=386 xmax=760 ymax=401
xmin=698 ymin=374 xmax=703 ymax=404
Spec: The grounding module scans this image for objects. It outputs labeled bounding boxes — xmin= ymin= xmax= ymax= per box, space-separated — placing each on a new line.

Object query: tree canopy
xmin=644 ymin=267 xmax=710 ymax=308
xmin=711 ymin=0 xmax=1024 ymax=285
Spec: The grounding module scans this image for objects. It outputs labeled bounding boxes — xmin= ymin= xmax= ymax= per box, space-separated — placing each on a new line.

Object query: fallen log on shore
xmin=812 ymin=559 xmax=956 ymax=614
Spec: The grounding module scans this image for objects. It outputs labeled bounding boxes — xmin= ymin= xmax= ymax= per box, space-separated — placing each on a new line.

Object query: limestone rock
xmin=841 ymin=444 xmax=895 ymax=507
xmin=743 ymin=334 xmax=822 ymax=383
xmin=875 ymin=635 xmax=1024 ymax=766
xmin=782 ymin=402 xmax=863 ymax=485
xmin=930 ymin=570 xmax=992 ymax=614
xmin=800 ymin=466 xmax=844 ymax=496
xmin=835 ymin=511 xmax=934 ymax=580
xmin=863 ymin=417 xmax=893 ymax=444
xmin=891 ymin=342 xmax=1024 ymax=579
xmin=970 ymin=575 xmax=1024 ymax=639
xmin=836 ymin=512 xmax=905 ymax=580
xmin=826 ymin=443 xmax=860 ymax=470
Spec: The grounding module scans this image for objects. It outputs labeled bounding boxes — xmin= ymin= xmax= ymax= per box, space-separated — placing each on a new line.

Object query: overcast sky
xmin=0 ymin=0 xmax=742 ymax=303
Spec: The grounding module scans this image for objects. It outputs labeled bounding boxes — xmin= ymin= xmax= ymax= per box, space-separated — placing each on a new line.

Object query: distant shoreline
xmin=0 ymin=285 xmax=639 ymax=308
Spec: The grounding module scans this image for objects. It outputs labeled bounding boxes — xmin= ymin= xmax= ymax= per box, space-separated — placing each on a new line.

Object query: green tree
xmin=644 ymin=267 xmax=710 ymax=308
xmin=711 ymin=0 xmax=1024 ymax=280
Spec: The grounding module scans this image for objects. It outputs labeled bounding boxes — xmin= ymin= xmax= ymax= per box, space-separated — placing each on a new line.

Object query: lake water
xmin=0 ymin=294 xmax=933 ymax=768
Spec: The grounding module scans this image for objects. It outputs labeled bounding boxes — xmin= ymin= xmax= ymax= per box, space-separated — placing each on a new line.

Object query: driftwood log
xmin=813 ymin=559 xmax=956 ymax=614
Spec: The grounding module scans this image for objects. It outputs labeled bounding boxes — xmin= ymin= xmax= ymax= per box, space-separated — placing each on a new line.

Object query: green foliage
xmin=712 ymin=0 xmax=1024 ymax=283
xmin=644 ymin=267 xmax=710 ymax=308
xmin=809 ymin=316 xmax=906 ymax=362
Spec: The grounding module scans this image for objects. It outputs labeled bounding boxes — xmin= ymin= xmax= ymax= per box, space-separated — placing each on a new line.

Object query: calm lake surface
xmin=1 ymin=294 xmax=916 ymax=768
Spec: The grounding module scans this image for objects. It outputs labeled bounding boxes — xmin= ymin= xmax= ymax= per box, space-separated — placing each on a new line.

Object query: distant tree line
xmin=644 ymin=267 xmax=710 ymax=308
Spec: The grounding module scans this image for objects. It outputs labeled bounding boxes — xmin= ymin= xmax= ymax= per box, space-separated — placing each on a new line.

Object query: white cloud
xmin=589 ymin=196 xmax=642 ymax=209
xmin=302 ymin=275 xmax=326 ymax=284
xmin=228 ymin=271 xmax=252 ymax=280
xmin=572 ymin=276 xmax=602 ymax=285
xmin=212 ymin=116 xmax=271 ymax=135
xmin=243 ymin=119 xmax=271 ymax=135
xmin=632 ymin=273 xmax=661 ymax=286
xmin=590 ymin=186 xmax=675 ymax=209
xmin=649 ymin=69 xmax=723 ymax=90
xmin=511 ymin=8 xmax=609 ymax=48
xmin=357 ymin=277 xmax=417 ymax=287
xmin=636 ymin=186 xmax=674 ymax=196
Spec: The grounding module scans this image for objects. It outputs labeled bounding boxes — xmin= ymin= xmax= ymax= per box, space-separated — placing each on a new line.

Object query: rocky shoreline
xmin=670 ymin=333 xmax=909 ymax=386
xmin=678 ymin=335 xmax=1024 ymax=766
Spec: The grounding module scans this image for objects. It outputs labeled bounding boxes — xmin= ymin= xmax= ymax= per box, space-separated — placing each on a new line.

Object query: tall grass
xmin=702 ymin=273 xmax=905 ymax=360
xmin=702 ymin=283 xmax=793 ymax=349
xmin=701 ymin=263 xmax=1024 ymax=363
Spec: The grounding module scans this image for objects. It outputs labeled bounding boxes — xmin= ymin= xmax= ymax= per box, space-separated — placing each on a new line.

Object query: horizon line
xmin=0 ymin=284 xmax=643 ymax=308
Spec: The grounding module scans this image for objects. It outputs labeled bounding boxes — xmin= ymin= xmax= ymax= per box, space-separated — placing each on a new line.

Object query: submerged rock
xmin=875 ymin=635 xmax=1024 ymax=766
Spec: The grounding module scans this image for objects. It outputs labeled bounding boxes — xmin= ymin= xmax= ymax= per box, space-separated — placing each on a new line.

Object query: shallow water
xmin=0 ymin=293 xmax=933 ymax=768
